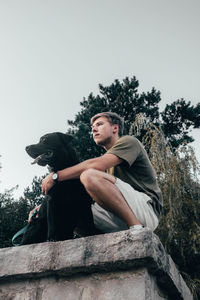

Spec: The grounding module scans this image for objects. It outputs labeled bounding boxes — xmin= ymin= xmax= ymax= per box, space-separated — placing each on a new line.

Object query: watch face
xmin=52 ymin=173 xmax=58 ymax=181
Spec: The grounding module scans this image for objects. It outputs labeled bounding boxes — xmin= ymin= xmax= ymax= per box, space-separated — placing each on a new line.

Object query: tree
xmin=67 ymin=76 xmax=200 ymax=161
xmin=161 ymin=99 xmax=200 ymax=149
xmin=23 ymin=175 xmax=46 ymax=208
xmin=130 ymin=114 xmax=200 ymax=299
xmin=0 ymin=159 xmax=28 ymax=247
xmin=0 ymin=175 xmax=45 ymax=248
xmin=0 ymin=188 xmax=29 ymax=248
xmin=68 ymin=76 xmax=161 ymax=160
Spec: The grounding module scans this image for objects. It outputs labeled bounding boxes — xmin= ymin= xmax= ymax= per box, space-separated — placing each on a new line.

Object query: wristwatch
xmin=52 ymin=173 xmax=58 ymax=183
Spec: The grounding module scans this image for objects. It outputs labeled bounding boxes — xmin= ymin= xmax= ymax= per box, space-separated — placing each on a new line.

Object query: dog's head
xmin=26 ymin=132 xmax=77 ymax=170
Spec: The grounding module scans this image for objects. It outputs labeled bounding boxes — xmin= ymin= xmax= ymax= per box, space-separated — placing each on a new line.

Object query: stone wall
xmin=0 ymin=228 xmax=193 ymax=300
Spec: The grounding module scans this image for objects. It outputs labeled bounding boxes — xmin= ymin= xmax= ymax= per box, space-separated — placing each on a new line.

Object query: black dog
xmin=21 ymin=132 xmax=96 ymax=245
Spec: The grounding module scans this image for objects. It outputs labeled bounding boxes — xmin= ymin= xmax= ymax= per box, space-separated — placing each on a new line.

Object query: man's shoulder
xmin=117 ymin=135 xmax=140 ymax=145
xmin=108 ymin=135 xmax=142 ymax=154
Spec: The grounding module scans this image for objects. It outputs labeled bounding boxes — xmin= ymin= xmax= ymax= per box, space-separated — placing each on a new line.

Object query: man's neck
xmin=104 ymin=135 xmax=120 ymax=151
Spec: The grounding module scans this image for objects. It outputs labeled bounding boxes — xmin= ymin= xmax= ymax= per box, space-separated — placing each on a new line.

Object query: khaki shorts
xmin=92 ymin=177 xmax=159 ymax=233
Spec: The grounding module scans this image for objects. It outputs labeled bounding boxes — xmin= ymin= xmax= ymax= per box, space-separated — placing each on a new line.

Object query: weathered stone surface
xmin=0 ymin=228 xmax=193 ymax=299
xmin=0 ymin=269 xmax=167 ymax=300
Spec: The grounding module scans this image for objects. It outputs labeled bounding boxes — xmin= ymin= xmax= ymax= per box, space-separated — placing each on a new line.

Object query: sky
xmin=0 ymin=0 xmax=199 ymax=198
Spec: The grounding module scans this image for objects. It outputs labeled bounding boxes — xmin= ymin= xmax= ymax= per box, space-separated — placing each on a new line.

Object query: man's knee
xmin=80 ymin=169 xmax=101 ymax=191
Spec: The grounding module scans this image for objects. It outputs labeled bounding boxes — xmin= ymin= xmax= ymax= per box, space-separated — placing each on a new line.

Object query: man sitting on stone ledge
xmin=41 ymin=112 xmax=163 ymax=233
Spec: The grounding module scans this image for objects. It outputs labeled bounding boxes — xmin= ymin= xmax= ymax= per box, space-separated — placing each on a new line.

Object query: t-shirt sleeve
xmin=106 ymin=136 xmax=141 ymax=167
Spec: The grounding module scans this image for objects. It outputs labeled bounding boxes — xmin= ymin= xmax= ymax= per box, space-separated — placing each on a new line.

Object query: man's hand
xmin=28 ymin=204 xmax=41 ymax=223
xmin=41 ymin=173 xmax=55 ymax=194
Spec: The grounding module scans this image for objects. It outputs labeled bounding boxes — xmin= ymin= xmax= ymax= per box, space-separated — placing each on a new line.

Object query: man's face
xmin=91 ymin=116 xmax=118 ymax=147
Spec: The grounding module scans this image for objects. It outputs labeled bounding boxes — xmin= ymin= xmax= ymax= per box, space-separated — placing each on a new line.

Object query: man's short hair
xmin=91 ymin=112 xmax=124 ymax=137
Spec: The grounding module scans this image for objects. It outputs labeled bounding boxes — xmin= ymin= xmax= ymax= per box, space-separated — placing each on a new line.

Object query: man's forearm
xmin=42 ymin=157 xmax=103 ymax=194
xmin=42 ymin=153 xmax=121 ymax=194
xmin=57 ymin=157 xmax=105 ymax=182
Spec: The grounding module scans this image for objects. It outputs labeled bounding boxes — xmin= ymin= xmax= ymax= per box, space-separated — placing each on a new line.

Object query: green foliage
xmin=67 ymin=76 xmax=161 ymax=160
xmin=161 ymin=99 xmax=200 ymax=149
xmin=0 ymin=188 xmax=29 ymax=248
xmin=157 ymin=150 xmax=200 ymax=299
xmin=0 ymin=176 xmax=45 ymax=248
xmin=23 ymin=175 xmax=46 ymax=207
xmin=131 ymin=114 xmax=200 ymax=299
xmin=68 ymin=76 xmax=199 ymax=161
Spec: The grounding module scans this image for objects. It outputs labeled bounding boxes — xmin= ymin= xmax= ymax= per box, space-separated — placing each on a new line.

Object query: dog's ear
xmin=57 ymin=133 xmax=74 ymax=146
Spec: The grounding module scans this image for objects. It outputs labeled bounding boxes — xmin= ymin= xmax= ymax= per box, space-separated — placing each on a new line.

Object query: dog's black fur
xmin=21 ymin=132 xmax=96 ymax=245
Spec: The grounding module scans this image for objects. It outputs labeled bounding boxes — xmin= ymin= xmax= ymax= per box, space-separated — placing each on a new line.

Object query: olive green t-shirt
xmin=106 ymin=135 xmax=163 ymax=218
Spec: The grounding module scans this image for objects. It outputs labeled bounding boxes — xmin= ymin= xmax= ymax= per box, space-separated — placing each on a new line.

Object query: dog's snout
xmin=25 ymin=145 xmax=34 ymax=155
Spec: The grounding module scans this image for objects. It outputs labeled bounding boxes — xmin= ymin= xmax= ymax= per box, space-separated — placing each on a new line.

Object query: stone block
xmin=0 ymin=228 xmax=193 ymax=299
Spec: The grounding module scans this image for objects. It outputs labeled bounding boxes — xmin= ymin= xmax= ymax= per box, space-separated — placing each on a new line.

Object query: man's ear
xmin=113 ymin=124 xmax=119 ymax=134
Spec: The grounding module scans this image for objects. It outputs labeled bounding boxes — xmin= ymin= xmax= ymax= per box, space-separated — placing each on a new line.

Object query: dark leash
xmin=12 ymin=209 xmax=38 ymax=246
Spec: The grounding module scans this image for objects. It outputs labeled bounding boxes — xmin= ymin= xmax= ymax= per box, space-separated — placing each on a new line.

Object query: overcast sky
xmin=0 ymin=0 xmax=199 ymax=198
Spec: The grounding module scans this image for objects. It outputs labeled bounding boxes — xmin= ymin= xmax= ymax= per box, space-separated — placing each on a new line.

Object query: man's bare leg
xmin=80 ymin=168 xmax=142 ymax=227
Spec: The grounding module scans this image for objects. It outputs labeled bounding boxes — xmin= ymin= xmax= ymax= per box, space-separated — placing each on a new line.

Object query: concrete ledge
xmin=0 ymin=228 xmax=193 ymax=299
